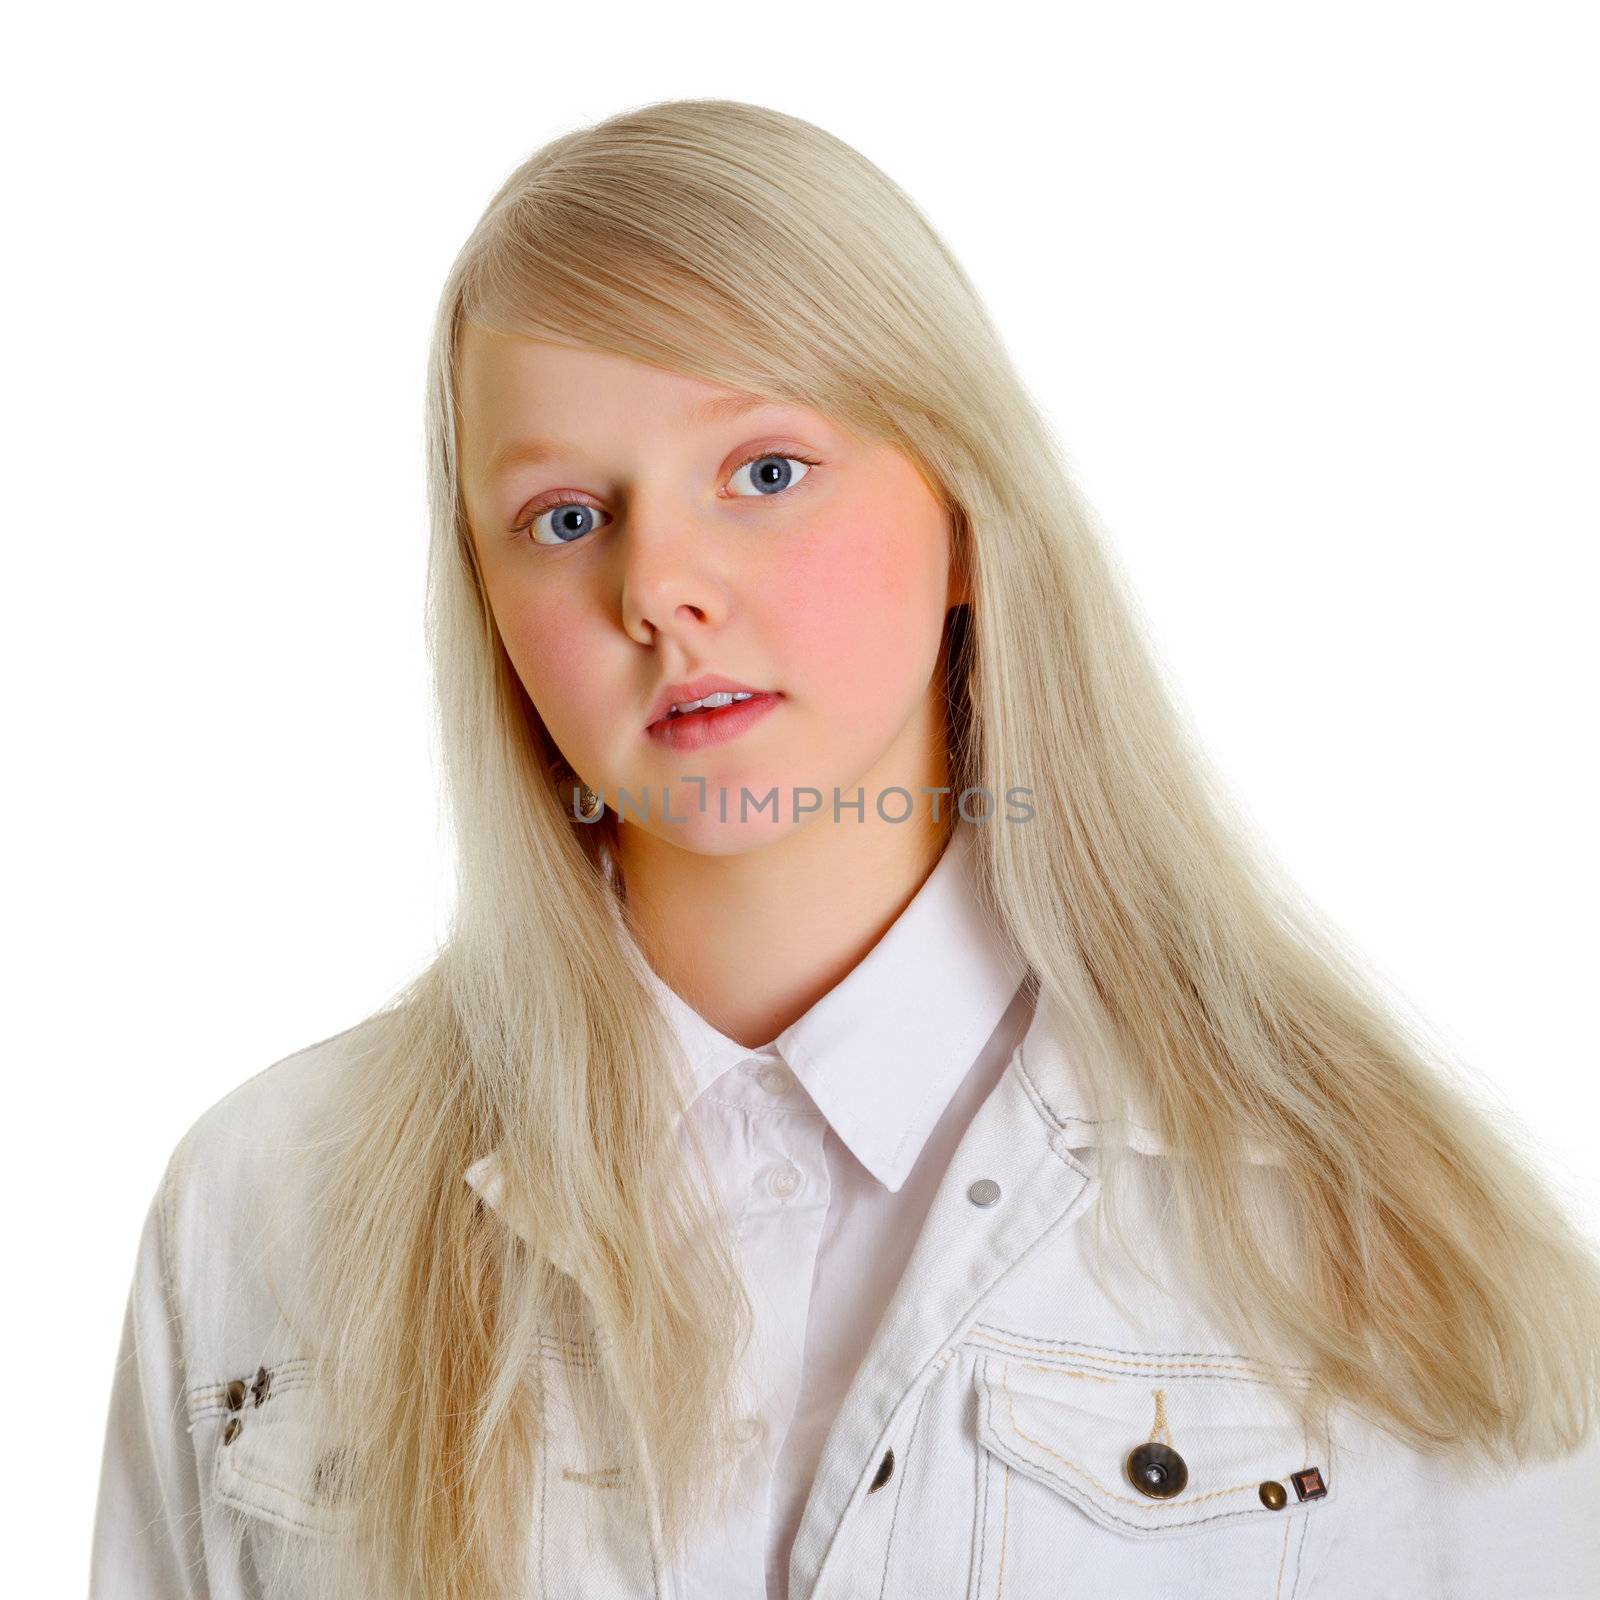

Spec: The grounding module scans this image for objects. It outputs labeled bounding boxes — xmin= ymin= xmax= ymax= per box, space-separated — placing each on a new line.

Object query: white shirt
xmin=519 ymin=821 xmax=1030 ymax=1596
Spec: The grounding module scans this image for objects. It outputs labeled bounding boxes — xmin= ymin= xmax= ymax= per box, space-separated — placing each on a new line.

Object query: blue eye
xmin=526 ymin=503 xmax=603 ymax=547
xmin=516 ymin=451 xmax=820 ymax=547
xmin=727 ymin=451 xmax=817 ymax=498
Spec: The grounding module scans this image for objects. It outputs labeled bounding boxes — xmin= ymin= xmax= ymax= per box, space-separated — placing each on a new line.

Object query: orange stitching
xmin=1148 ymin=1388 xmax=1174 ymax=1447
xmin=998 ymin=1360 xmax=1263 ymax=1511
xmin=1018 ymin=1361 xmax=1116 ymax=1385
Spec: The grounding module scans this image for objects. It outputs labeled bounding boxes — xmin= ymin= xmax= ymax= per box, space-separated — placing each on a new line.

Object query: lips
xmin=644 ymin=675 xmax=774 ymax=730
xmin=644 ymin=691 xmax=782 ymax=752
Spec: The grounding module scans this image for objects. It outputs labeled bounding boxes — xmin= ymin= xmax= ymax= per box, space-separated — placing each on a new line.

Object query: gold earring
xmin=575 ymin=784 xmax=604 ymax=822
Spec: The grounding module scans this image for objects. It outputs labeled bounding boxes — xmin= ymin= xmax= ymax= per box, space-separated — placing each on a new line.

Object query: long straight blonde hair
xmin=264 ymin=97 xmax=1600 ymax=1598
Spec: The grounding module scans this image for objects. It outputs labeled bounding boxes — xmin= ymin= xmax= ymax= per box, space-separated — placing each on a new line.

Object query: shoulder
xmin=155 ymin=1023 xmax=372 ymax=1369
xmin=167 ymin=1022 xmax=361 ymax=1183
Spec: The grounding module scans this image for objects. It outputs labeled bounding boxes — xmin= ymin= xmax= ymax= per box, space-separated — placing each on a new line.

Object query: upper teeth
xmin=669 ymin=691 xmax=755 ymax=717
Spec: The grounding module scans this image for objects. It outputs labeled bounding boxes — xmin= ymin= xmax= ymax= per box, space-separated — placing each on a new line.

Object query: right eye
xmin=516 ymin=501 xmax=612 ymax=548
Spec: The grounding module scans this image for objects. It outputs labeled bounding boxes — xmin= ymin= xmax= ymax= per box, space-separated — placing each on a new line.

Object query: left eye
xmin=728 ymin=452 xmax=817 ymax=497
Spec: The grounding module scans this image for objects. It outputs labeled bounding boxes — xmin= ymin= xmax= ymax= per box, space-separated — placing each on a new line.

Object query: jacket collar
xmin=1017 ymin=981 xmax=1284 ymax=1165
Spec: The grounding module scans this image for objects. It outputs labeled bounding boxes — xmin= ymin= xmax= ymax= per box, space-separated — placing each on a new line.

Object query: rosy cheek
xmin=496 ymin=591 xmax=597 ymax=735
xmin=767 ymin=503 xmax=941 ymax=696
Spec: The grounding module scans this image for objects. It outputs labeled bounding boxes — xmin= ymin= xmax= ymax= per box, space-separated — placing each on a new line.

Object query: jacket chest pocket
xmin=967 ymin=1346 xmax=1333 ymax=1600
xmin=205 ymin=1342 xmax=657 ymax=1600
xmin=208 ymin=1358 xmax=360 ymax=1600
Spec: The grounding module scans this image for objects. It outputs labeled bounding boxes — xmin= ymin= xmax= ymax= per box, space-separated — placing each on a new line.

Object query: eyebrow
xmin=482 ymin=393 xmax=791 ymax=479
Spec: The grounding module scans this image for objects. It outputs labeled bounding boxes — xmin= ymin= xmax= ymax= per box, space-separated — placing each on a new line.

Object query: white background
xmin=5 ymin=0 xmax=1595 ymax=1578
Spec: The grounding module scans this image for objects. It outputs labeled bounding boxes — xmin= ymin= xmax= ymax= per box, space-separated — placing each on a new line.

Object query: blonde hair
xmin=259 ymin=97 xmax=1600 ymax=1597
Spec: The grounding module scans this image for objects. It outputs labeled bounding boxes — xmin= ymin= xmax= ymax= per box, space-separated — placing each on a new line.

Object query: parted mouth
xmin=644 ymin=676 xmax=775 ymax=729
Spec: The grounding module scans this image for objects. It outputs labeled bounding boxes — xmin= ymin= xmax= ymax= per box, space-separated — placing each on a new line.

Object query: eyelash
xmin=511 ymin=449 xmax=823 ymax=545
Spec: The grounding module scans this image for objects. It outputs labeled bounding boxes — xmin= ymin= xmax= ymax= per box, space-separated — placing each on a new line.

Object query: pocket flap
xmin=212 ymin=1358 xmax=353 ymax=1538
xmin=973 ymin=1349 xmax=1334 ymax=1538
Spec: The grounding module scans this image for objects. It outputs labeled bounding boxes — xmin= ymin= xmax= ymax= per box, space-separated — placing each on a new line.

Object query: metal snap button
xmin=1125 ymin=1441 xmax=1188 ymax=1498
xmin=867 ymin=1447 xmax=895 ymax=1493
xmin=250 ymin=1365 xmax=271 ymax=1407
xmin=967 ymin=1178 xmax=1001 ymax=1207
xmin=224 ymin=1378 xmax=248 ymax=1411
xmin=222 ymin=1417 xmax=242 ymax=1445
xmin=1259 ymin=1480 xmax=1288 ymax=1509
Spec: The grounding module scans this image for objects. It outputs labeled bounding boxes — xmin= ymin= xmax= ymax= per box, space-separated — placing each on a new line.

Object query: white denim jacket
xmin=91 ymin=996 xmax=1600 ymax=1599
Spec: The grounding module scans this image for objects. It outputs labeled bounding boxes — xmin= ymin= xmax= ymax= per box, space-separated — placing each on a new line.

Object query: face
xmin=455 ymin=325 xmax=966 ymax=854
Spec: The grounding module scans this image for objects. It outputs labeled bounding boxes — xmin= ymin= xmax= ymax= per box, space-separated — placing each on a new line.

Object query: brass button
xmin=222 ymin=1417 xmax=242 ymax=1445
xmin=1259 ymin=1480 xmax=1288 ymax=1509
xmin=867 ymin=1447 xmax=895 ymax=1493
xmin=1125 ymin=1441 xmax=1188 ymax=1499
xmin=250 ymin=1365 xmax=271 ymax=1407
xmin=224 ymin=1379 xmax=248 ymax=1411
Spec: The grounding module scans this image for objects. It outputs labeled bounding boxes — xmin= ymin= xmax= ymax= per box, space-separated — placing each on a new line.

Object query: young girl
xmin=91 ymin=99 xmax=1600 ymax=1600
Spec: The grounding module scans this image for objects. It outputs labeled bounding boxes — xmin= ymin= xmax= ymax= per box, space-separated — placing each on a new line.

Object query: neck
xmin=615 ymin=797 xmax=958 ymax=1052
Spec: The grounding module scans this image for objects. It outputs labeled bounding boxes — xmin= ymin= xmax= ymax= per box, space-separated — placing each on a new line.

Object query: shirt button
xmin=757 ymin=1063 xmax=793 ymax=1095
xmin=735 ymin=1415 xmax=766 ymax=1447
xmin=767 ymin=1163 xmax=802 ymax=1198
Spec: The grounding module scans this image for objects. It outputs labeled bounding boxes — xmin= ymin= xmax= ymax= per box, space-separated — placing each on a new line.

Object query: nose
xmin=618 ymin=509 xmax=731 ymax=646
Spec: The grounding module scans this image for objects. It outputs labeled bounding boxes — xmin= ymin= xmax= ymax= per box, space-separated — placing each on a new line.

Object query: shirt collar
xmin=463 ymin=826 xmax=1284 ymax=1233
xmin=623 ymin=823 xmax=1028 ymax=1192
xmin=464 ymin=824 xmax=1030 ymax=1217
